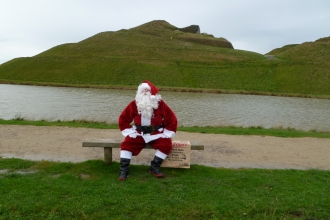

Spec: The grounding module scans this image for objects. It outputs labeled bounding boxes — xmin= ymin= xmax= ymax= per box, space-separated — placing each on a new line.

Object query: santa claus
xmin=118 ymin=80 xmax=178 ymax=180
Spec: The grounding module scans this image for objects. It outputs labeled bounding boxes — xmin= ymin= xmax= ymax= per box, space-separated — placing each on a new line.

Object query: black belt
xmin=135 ymin=125 xmax=163 ymax=134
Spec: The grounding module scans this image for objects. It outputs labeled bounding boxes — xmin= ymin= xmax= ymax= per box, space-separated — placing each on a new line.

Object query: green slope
xmin=265 ymin=44 xmax=299 ymax=55
xmin=274 ymin=36 xmax=330 ymax=62
xmin=0 ymin=20 xmax=329 ymax=98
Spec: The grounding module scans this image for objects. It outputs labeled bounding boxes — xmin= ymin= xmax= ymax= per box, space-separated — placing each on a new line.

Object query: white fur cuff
xmin=121 ymin=127 xmax=137 ymax=137
xmin=120 ymin=150 xmax=133 ymax=159
xmin=155 ymin=150 xmax=167 ymax=160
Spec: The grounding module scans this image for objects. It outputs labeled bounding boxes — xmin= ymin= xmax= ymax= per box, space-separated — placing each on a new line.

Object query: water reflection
xmin=1 ymin=84 xmax=330 ymax=131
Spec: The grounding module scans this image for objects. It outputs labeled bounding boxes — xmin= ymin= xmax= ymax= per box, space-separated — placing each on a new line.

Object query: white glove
xmin=163 ymin=128 xmax=175 ymax=139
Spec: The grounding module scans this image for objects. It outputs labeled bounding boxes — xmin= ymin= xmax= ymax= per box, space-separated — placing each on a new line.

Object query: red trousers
xmin=120 ymin=136 xmax=172 ymax=156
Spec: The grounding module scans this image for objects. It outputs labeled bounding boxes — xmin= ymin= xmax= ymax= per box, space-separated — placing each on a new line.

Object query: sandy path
xmin=0 ymin=125 xmax=329 ymax=170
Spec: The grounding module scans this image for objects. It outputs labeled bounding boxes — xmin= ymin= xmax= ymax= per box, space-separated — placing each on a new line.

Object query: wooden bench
xmin=82 ymin=139 xmax=204 ymax=164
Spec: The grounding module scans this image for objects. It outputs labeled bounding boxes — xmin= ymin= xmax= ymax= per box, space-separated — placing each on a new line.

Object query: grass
xmin=1 ymin=118 xmax=330 ymax=138
xmin=179 ymin=125 xmax=330 ymax=138
xmin=266 ymin=44 xmax=299 ymax=55
xmin=0 ymin=118 xmax=118 ymax=130
xmin=1 ymin=20 xmax=330 ymax=98
xmin=0 ymin=158 xmax=329 ymax=219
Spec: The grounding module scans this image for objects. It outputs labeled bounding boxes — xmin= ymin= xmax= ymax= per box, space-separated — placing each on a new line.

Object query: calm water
xmin=1 ymin=84 xmax=330 ymax=131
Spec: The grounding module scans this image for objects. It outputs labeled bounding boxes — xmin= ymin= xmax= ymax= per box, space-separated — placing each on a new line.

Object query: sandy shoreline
xmin=0 ymin=124 xmax=329 ymax=170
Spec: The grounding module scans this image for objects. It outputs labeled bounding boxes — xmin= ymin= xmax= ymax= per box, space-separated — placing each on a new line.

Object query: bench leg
xmin=104 ymin=147 xmax=112 ymax=164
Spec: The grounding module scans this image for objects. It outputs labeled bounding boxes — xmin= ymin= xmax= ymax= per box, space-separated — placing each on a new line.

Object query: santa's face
xmin=135 ymin=89 xmax=158 ymax=118
xmin=142 ymin=88 xmax=150 ymax=93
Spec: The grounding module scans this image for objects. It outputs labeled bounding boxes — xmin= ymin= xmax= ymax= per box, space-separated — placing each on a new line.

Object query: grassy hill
xmin=266 ymin=44 xmax=299 ymax=55
xmin=0 ymin=20 xmax=329 ymax=98
xmin=267 ymin=36 xmax=330 ymax=62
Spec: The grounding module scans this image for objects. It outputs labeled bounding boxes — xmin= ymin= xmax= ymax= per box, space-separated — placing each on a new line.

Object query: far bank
xmin=1 ymin=80 xmax=329 ymax=99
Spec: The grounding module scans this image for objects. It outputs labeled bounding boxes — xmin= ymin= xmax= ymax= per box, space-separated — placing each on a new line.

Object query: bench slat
xmin=82 ymin=139 xmax=204 ymax=150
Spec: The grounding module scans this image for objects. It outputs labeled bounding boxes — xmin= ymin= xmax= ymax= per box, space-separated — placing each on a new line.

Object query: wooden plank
xmin=82 ymin=139 xmax=122 ymax=148
xmin=82 ymin=139 xmax=204 ymax=150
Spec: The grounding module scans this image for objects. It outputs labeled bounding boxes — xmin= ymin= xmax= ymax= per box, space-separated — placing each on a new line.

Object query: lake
xmin=1 ymin=84 xmax=330 ymax=131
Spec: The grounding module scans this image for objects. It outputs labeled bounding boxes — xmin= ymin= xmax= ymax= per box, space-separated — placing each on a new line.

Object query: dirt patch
xmin=0 ymin=125 xmax=329 ymax=170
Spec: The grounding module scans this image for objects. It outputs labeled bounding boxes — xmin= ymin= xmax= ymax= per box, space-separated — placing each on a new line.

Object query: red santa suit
xmin=118 ymin=81 xmax=178 ymax=158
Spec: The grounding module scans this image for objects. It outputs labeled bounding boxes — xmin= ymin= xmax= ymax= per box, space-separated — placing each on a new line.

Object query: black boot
xmin=118 ymin=158 xmax=130 ymax=181
xmin=149 ymin=156 xmax=164 ymax=178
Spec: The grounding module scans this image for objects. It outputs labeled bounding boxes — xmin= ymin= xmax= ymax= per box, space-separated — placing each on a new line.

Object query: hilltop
xmin=266 ymin=36 xmax=330 ymax=62
xmin=0 ymin=20 xmax=329 ymax=98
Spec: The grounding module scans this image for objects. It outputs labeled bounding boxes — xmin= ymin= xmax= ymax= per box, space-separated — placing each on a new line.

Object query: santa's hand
xmin=121 ymin=127 xmax=138 ymax=137
xmin=128 ymin=132 xmax=138 ymax=138
xmin=163 ymin=128 xmax=175 ymax=139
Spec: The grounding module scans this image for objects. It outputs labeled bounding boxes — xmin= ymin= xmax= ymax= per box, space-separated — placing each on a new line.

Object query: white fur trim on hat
xmin=138 ymin=83 xmax=151 ymax=91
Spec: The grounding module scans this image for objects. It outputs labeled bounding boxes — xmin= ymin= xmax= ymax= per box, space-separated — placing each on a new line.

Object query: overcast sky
xmin=1 ymin=0 xmax=329 ymax=65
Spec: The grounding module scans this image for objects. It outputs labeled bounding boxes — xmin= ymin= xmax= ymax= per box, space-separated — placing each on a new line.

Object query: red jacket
xmin=118 ymin=100 xmax=178 ymax=141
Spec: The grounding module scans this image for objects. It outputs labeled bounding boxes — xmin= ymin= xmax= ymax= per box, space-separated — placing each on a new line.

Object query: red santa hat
xmin=138 ymin=80 xmax=159 ymax=95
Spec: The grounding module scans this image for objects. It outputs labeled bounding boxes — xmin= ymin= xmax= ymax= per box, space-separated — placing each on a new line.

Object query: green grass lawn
xmin=0 ymin=158 xmax=329 ymax=219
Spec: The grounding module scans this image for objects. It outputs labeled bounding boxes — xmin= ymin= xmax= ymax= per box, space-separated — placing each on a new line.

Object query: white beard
xmin=135 ymin=91 xmax=159 ymax=118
